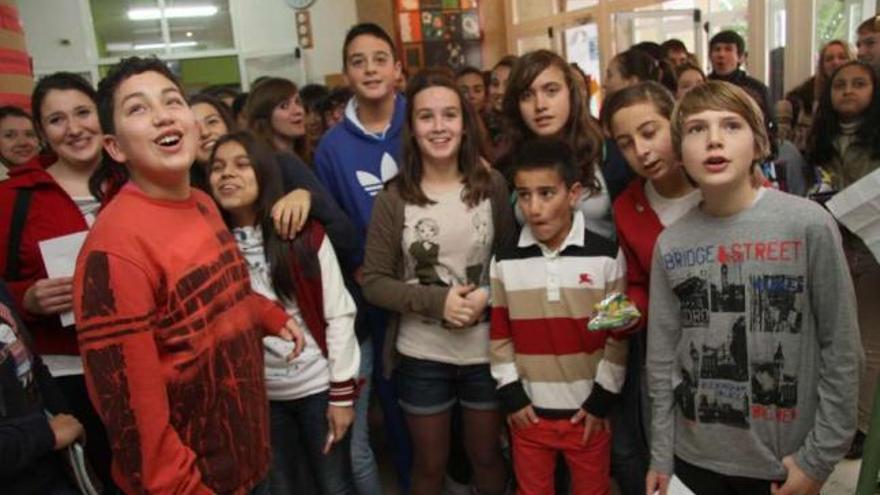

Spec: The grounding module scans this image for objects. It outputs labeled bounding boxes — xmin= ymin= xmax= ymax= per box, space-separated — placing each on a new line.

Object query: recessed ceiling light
xmin=105 ymin=41 xmax=199 ymax=52
xmin=135 ymin=41 xmax=198 ymax=50
xmin=186 ymin=31 xmax=193 ymax=37
xmin=128 ymin=5 xmax=218 ymax=21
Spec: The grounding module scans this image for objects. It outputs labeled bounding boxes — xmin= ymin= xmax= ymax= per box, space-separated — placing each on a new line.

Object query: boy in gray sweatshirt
xmin=645 ymin=81 xmax=862 ymax=495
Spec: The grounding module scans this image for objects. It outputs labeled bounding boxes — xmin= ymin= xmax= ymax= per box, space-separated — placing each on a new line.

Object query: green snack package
xmin=587 ymin=292 xmax=641 ymax=332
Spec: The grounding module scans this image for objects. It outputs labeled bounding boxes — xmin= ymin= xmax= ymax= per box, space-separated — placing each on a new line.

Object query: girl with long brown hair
xmin=502 ymin=49 xmax=615 ymax=239
xmin=362 ymin=69 xmax=514 ymax=495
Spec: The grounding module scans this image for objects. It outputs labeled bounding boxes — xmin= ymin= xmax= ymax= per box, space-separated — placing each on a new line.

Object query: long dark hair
xmin=246 ymin=78 xmax=311 ymax=162
xmin=208 ymin=131 xmax=317 ymax=303
xmin=613 ymin=49 xmax=663 ymax=85
xmin=808 ymin=60 xmax=880 ymax=167
xmin=188 ymin=93 xmax=237 ymax=137
xmin=395 ymin=68 xmax=492 ymax=207
xmin=187 ymin=94 xmax=237 ymax=191
xmin=502 ymin=49 xmax=602 ymax=192
xmin=31 ymin=72 xmax=97 ymax=137
xmin=30 ymin=71 xmax=126 ymax=202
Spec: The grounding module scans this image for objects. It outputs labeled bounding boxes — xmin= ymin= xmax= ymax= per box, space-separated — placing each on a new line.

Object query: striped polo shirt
xmin=489 ymin=211 xmax=629 ymax=418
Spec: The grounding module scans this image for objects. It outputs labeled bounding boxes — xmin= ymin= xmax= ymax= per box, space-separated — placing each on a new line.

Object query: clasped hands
xmin=442 ymin=284 xmax=489 ymax=328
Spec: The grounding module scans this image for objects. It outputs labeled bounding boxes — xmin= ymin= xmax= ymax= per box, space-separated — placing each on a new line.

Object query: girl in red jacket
xmin=208 ymin=130 xmax=360 ymax=495
xmin=0 ymin=72 xmax=118 ymax=489
xmin=599 ymin=81 xmax=701 ymax=495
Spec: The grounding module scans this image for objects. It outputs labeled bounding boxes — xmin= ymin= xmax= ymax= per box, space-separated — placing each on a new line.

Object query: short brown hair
xmin=671 ymin=80 xmax=770 ymax=162
xmin=600 ymin=81 xmax=675 ymax=135
xmin=857 ymin=16 xmax=879 ymax=34
xmin=675 ymin=63 xmax=706 ymax=82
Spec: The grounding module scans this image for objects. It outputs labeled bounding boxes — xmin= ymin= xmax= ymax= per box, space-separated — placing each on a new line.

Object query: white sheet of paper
xmin=826 ymin=168 xmax=880 ymax=263
xmin=667 ymin=475 xmax=696 ymax=495
xmin=38 ymin=231 xmax=88 ymax=327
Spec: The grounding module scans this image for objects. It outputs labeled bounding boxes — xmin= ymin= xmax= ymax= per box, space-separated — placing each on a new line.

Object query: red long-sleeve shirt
xmin=73 ymin=183 xmax=288 ymax=494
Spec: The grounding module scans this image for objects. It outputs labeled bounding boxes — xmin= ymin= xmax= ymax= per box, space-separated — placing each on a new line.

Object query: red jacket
xmin=0 ymin=158 xmax=90 ymax=355
xmin=612 ymin=179 xmax=665 ymax=330
xmin=285 ymin=219 xmax=359 ymax=403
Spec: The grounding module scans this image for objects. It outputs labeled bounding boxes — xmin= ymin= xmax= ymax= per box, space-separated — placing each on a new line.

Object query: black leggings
xmin=675 ymin=457 xmax=778 ymax=495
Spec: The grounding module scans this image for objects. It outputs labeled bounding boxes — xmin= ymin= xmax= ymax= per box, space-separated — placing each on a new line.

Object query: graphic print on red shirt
xmin=74 ymin=184 xmax=287 ymax=494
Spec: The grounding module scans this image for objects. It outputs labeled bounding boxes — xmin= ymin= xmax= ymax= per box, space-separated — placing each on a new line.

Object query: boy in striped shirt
xmin=490 ymin=138 xmax=628 ymax=494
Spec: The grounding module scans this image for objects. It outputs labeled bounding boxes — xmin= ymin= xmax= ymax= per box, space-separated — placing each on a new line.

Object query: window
xmin=90 ymin=0 xmax=235 ymax=59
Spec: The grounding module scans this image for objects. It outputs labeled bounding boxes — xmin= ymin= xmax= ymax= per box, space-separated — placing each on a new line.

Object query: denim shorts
xmin=395 ymin=354 xmax=499 ymax=415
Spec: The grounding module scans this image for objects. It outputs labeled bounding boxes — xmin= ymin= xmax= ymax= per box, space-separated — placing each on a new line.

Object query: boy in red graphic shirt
xmin=72 ymin=57 xmax=304 ymax=495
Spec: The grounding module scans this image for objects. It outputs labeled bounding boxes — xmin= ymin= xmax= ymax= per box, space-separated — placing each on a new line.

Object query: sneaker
xmin=845 ymin=430 xmax=866 ymax=460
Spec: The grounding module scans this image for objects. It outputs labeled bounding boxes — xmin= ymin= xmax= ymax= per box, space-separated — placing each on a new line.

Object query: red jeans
xmin=511 ymin=418 xmax=611 ymax=495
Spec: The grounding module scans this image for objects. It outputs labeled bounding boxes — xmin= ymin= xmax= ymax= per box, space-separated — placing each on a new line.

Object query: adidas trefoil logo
xmin=356 ymin=152 xmax=399 ymax=196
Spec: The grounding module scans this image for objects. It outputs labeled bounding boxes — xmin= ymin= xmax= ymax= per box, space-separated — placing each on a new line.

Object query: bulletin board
xmin=396 ymin=0 xmax=482 ymax=72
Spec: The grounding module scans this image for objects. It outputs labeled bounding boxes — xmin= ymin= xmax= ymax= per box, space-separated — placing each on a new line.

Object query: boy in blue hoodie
xmin=313 ymin=22 xmax=411 ymax=493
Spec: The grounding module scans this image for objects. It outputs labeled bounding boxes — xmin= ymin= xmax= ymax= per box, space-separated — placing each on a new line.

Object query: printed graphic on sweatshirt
xmin=710 ymin=262 xmax=745 ymax=313
xmin=675 ymin=340 xmax=700 ymax=421
xmin=676 ymin=319 xmax=751 ymax=427
xmin=698 ymin=316 xmax=749 ymax=382
xmin=750 ymin=334 xmax=799 ymax=419
xmin=408 ymin=217 xmax=448 ymax=286
xmin=356 ymin=152 xmax=398 ymax=197
xmin=84 ymin=344 xmax=144 ymax=491
xmin=673 ymin=270 xmax=710 ymax=328
xmin=81 ymin=251 xmax=116 ymax=319
xmin=697 ymin=380 xmax=750 ymax=429
xmin=403 ymin=198 xmax=493 ymax=291
xmin=77 ymin=232 xmax=271 ymax=492
xmin=465 ymin=209 xmax=491 ymax=286
xmin=749 ymin=275 xmax=804 ymax=334
xmin=665 ymin=236 xmax=807 ymax=430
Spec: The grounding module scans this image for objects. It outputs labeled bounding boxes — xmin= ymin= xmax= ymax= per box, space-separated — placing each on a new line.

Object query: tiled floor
xmin=824 ymin=458 xmax=861 ymax=495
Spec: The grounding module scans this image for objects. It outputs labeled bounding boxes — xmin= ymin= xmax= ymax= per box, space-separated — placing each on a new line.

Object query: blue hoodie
xmin=314 ymin=95 xmax=406 ymax=266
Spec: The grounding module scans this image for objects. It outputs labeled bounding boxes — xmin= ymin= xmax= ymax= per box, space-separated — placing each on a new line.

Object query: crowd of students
xmin=0 ymin=13 xmax=877 ymax=495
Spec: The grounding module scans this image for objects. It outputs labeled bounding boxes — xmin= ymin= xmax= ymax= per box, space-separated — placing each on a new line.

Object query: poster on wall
xmin=421 ymin=11 xmax=445 ymax=40
xmin=395 ymin=0 xmax=482 ymax=71
xmin=399 ymin=12 xmax=422 ymax=42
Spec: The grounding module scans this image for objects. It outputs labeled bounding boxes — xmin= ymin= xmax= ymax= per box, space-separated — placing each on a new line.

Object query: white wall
xmin=233 ymin=0 xmax=357 ymax=86
xmin=20 ymin=0 xmax=98 ymax=81
xmin=304 ymin=0 xmax=358 ymax=83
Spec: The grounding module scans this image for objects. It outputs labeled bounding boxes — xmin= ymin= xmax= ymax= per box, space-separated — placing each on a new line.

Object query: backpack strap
xmin=5 ymin=189 xmax=33 ymax=281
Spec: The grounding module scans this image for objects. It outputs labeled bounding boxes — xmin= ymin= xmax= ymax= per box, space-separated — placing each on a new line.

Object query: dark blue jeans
xmin=610 ymin=333 xmax=650 ymax=495
xmin=269 ymin=391 xmax=355 ymax=495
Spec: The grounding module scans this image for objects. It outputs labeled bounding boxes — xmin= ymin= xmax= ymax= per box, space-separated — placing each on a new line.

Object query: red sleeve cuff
xmin=262 ymin=301 xmax=290 ymax=336
xmin=329 ymin=378 xmax=361 ymax=403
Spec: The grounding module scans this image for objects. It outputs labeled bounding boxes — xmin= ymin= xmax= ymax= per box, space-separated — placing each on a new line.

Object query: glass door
xmin=613 ymin=9 xmax=705 ymax=66
xmin=563 ymin=19 xmax=601 ymax=116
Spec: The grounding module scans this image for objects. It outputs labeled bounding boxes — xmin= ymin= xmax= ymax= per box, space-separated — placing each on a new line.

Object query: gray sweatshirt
xmin=647 ymin=188 xmax=862 ymax=482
